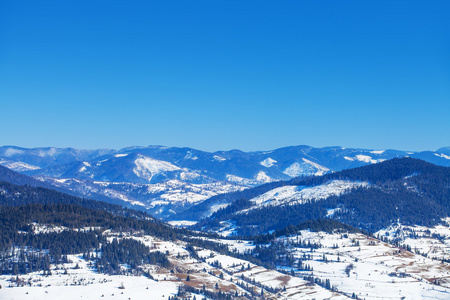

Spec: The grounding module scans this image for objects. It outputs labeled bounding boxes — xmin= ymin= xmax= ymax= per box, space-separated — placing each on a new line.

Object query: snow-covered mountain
xmin=1 ymin=145 xmax=450 ymax=218
xmin=190 ymin=157 xmax=450 ymax=236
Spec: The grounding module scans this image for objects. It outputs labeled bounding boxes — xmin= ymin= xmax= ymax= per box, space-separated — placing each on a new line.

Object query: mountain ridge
xmin=1 ymin=145 xmax=450 ymax=218
xmin=192 ymin=157 xmax=450 ymax=235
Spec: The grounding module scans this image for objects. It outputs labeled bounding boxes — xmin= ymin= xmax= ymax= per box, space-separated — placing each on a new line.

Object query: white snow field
xmin=260 ymin=157 xmax=277 ymax=168
xmin=0 ymin=158 xmax=40 ymax=172
xmin=1 ymin=231 xmax=350 ymax=300
xmin=133 ymin=155 xmax=181 ymax=182
xmin=271 ymin=230 xmax=450 ymax=299
xmin=376 ymin=220 xmax=450 ymax=261
xmin=0 ymin=254 xmax=179 ymax=300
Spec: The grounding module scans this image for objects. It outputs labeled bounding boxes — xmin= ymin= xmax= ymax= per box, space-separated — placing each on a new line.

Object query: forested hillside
xmin=195 ymin=158 xmax=450 ymax=235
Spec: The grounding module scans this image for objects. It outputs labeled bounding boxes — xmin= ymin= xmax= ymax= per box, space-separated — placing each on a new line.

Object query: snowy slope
xmin=245 ymin=180 xmax=369 ymax=211
xmin=0 ymin=158 xmax=40 ymax=172
xmin=133 ymin=155 xmax=181 ymax=182
xmin=260 ymin=157 xmax=277 ymax=167
xmin=271 ymin=229 xmax=450 ymax=299
xmin=283 ymin=158 xmax=329 ymax=176
xmin=226 ymin=172 xmax=274 ymax=186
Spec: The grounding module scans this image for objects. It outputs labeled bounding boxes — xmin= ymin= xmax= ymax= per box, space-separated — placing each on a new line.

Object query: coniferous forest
xmin=195 ymin=158 xmax=450 ymax=235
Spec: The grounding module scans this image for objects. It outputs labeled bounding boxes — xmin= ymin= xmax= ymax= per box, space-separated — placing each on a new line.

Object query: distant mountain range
xmin=0 ymin=145 xmax=449 ymax=218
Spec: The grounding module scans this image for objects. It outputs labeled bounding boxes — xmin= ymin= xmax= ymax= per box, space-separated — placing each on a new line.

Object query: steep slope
xmin=0 ymin=164 xmax=49 ymax=187
xmin=0 ymin=179 xmax=153 ymax=220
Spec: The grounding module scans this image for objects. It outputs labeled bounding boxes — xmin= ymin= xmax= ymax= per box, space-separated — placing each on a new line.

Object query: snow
xmin=376 ymin=221 xmax=450 ymax=261
xmin=38 ymin=148 xmax=57 ymax=157
xmin=213 ymin=155 xmax=226 ymax=162
xmin=214 ymin=221 xmax=239 ymax=236
xmin=208 ymin=203 xmax=231 ymax=215
xmin=326 ymin=207 xmax=342 ymax=217
xmin=244 ymin=180 xmax=368 ymax=211
xmin=177 ymin=170 xmax=202 ymax=181
xmin=225 ymin=172 xmax=274 ymax=186
xmin=0 ymin=255 xmax=179 ymax=300
xmin=283 ymin=159 xmax=329 ymax=177
xmin=167 ymin=220 xmax=197 ymax=227
xmin=7 ymin=223 xmax=450 ymax=300
xmin=344 ymin=155 xmax=386 ymax=164
xmin=200 ymin=251 xmax=347 ymax=299
xmin=114 ymin=154 xmax=128 ymax=158
xmin=255 ymin=171 xmax=273 ymax=183
xmin=3 ymin=147 xmax=25 ymax=157
xmin=79 ymin=162 xmax=91 ymax=173
xmin=146 ymin=180 xmax=245 ymax=205
xmin=29 ymin=223 xmax=101 ymax=234
xmin=0 ymin=159 xmax=41 ymax=172
xmin=435 ymin=153 xmax=450 ymax=160
xmin=260 ymin=157 xmax=277 ymax=168
xmin=53 ymin=178 xmax=70 ymax=183
xmin=30 ymin=223 xmax=68 ymax=234
xmin=184 ymin=151 xmax=198 ymax=160
xmin=273 ymin=230 xmax=450 ymax=299
xmin=370 ymin=150 xmax=385 ymax=154
xmin=43 ymin=175 xmax=245 ymax=214
xmin=225 ymin=174 xmax=260 ymax=186
xmin=133 ymin=155 xmax=181 ymax=182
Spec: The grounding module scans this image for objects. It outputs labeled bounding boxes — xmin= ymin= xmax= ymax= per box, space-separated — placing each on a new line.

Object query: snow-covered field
xmin=272 ymin=230 xmax=450 ymax=299
xmin=376 ymin=220 xmax=450 ymax=261
xmin=0 ymin=159 xmax=40 ymax=172
xmin=1 ymin=231 xmax=350 ymax=300
xmin=194 ymin=223 xmax=450 ymax=299
xmin=4 ymin=224 xmax=450 ymax=299
xmin=0 ymin=255 xmax=179 ymax=300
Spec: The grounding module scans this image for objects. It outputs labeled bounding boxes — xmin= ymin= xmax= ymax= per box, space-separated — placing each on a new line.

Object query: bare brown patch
xmin=276 ymin=275 xmax=290 ymax=286
xmin=183 ymin=279 xmax=210 ymax=290
xmin=397 ymin=250 xmax=414 ymax=258
xmin=219 ymin=283 xmax=238 ymax=293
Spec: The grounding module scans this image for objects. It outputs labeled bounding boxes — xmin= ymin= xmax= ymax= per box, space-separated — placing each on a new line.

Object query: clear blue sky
xmin=1 ymin=1 xmax=449 ymax=152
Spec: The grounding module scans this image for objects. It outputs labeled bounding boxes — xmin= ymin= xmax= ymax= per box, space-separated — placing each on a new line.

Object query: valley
xmin=1 ymin=146 xmax=450 ymax=299
xmin=3 ymin=223 xmax=450 ymax=299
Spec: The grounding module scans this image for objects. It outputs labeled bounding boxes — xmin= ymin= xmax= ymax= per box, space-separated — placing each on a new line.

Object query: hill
xmin=193 ymin=158 xmax=450 ymax=235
